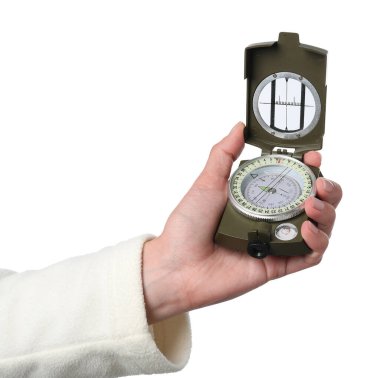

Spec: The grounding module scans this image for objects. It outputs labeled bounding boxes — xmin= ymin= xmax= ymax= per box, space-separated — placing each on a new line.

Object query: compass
xmin=215 ymin=32 xmax=327 ymax=258
xmin=229 ymin=154 xmax=316 ymax=222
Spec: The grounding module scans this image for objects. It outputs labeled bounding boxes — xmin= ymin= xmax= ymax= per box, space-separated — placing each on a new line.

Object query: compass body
xmin=215 ymin=32 xmax=327 ymax=258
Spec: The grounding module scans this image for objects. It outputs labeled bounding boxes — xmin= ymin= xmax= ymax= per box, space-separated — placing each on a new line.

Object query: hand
xmin=142 ymin=122 xmax=343 ymax=324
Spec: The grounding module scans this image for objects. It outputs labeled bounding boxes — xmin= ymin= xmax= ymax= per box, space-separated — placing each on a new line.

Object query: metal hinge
xmin=261 ymin=147 xmax=304 ymax=160
xmin=271 ymin=147 xmax=295 ymax=156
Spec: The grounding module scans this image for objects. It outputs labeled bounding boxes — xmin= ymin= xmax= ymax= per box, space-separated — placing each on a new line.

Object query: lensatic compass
xmin=215 ymin=32 xmax=327 ymax=258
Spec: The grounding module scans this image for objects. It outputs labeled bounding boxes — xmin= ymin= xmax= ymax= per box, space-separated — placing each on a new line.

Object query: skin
xmin=142 ymin=122 xmax=343 ymax=324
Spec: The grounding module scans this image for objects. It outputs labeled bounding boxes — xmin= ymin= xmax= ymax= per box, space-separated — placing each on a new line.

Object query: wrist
xmin=142 ymin=237 xmax=185 ymax=324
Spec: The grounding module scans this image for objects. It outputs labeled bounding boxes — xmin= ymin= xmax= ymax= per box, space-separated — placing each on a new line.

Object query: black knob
xmin=247 ymin=242 xmax=269 ymax=259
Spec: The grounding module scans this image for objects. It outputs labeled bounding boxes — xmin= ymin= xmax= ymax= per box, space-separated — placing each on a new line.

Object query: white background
xmin=0 ymin=1 xmax=378 ymax=377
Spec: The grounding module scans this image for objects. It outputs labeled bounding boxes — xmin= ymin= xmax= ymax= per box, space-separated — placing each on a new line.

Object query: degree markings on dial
xmin=231 ymin=156 xmax=314 ymax=217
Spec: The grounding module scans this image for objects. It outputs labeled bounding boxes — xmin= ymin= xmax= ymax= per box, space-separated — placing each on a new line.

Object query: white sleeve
xmin=0 ymin=235 xmax=191 ymax=377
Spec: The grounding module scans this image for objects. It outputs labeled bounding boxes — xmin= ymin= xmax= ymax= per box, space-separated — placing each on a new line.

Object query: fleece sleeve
xmin=0 ymin=235 xmax=191 ymax=377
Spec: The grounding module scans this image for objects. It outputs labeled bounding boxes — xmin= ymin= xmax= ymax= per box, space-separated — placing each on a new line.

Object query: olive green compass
xmin=215 ymin=32 xmax=327 ymax=258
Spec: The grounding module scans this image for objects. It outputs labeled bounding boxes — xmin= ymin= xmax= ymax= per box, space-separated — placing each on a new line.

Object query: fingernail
xmin=312 ymin=197 xmax=325 ymax=211
xmin=323 ymin=179 xmax=334 ymax=193
xmin=308 ymin=221 xmax=319 ymax=234
xmin=230 ymin=121 xmax=245 ymax=134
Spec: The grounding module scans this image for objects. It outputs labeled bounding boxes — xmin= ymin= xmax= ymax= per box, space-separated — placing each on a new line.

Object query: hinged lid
xmin=244 ymin=32 xmax=327 ymax=158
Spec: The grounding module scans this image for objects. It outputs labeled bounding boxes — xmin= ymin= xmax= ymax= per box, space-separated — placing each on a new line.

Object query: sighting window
xmin=253 ymin=72 xmax=321 ymax=139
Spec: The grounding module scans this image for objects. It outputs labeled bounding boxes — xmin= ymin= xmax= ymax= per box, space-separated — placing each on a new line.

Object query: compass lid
xmin=244 ymin=32 xmax=327 ymax=157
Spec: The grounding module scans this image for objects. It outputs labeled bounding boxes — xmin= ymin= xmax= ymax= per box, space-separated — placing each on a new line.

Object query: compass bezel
xmin=228 ymin=155 xmax=317 ymax=222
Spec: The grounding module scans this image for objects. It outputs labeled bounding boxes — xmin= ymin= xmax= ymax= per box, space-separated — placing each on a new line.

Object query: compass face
xmin=229 ymin=155 xmax=316 ymax=221
xmin=253 ymin=72 xmax=321 ymax=140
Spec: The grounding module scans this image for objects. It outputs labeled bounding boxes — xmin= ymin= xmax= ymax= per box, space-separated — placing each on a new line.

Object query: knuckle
xmin=306 ymin=250 xmax=324 ymax=267
xmin=319 ymin=233 xmax=329 ymax=254
xmin=324 ymin=205 xmax=336 ymax=224
xmin=312 ymin=253 xmax=324 ymax=266
xmin=331 ymin=180 xmax=343 ymax=198
xmin=314 ymin=230 xmax=329 ymax=255
xmin=210 ymin=142 xmax=221 ymax=155
xmin=335 ymin=183 xmax=343 ymax=204
xmin=331 ymin=180 xmax=343 ymax=196
xmin=209 ymin=142 xmax=223 ymax=160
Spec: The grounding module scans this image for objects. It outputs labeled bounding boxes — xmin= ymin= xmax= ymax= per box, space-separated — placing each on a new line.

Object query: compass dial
xmin=229 ymin=155 xmax=316 ymax=221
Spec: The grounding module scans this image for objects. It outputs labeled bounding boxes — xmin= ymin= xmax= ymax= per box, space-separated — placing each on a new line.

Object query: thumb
xmin=196 ymin=122 xmax=245 ymax=190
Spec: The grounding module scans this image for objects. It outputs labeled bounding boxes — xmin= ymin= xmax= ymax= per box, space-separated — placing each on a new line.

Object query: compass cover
xmin=244 ymin=32 xmax=327 ymax=157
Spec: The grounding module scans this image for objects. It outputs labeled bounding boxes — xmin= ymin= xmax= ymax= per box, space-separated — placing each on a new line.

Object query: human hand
xmin=142 ymin=122 xmax=342 ymax=324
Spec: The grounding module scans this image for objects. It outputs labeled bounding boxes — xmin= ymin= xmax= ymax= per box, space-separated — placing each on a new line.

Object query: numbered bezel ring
xmin=228 ymin=156 xmax=317 ymax=222
xmin=252 ymin=72 xmax=321 ymax=140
